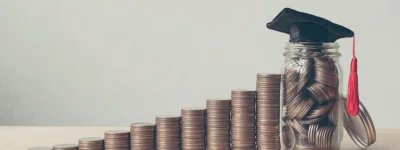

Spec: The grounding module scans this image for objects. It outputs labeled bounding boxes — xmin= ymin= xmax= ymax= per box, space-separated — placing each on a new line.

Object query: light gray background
xmin=0 ymin=0 xmax=398 ymax=128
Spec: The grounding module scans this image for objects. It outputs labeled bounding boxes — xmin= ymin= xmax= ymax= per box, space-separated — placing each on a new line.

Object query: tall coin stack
xmin=206 ymin=98 xmax=231 ymax=150
xmin=130 ymin=123 xmax=155 ymax=150
xmin=53 ymin=144 xmax=78 ymax=150
xmin=104 ymin=130 xmax=130 ymax=150
xmin=231 ymin=89 xmax=256 ymax=150
xmin=181 ymin=107 xmax=206 ymax=150
xmin=156 ymin=115 xmax=181 ymax=150
xmin=78 ymin=137 xmax=104 ymax=150
xmin=282 ymin=56 xmax=339 ymax=149
xmin=256 ymin=73 xmax=281 ymax=150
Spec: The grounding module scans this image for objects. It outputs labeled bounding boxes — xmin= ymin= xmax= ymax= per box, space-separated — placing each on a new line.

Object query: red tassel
xmin=347 ymin=36 xmax=360 ymax=116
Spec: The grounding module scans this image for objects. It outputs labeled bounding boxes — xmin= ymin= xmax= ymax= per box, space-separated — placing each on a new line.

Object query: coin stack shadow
xmin=156 ymin=115 xmax=181 ymax=150
xmin=282 ymin=56 xmax=339 ymax=149
xmin=78 ymin=137 xmax=104 ymax=150
xmin=256 ymin=74 xmax=281 ymax=150
xmin=130 ymin=123 xmax=155 ymax=150
xmin=206 ymin=99 xmax=231 ymax=150
xmin=104 ymin=130 xmax=130 ymax=150
xmin=53 ymin=144 xmax=78 ymax=150
xmin=181 ymin=107 xmax=206 ymax=150
xmin=231 ymin=89 xmax=256 ymax=150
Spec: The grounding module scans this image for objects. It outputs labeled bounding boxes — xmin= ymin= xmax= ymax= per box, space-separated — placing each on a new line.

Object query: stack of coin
xmin=206 ymin=98 xmax=231 ymax=150
xmin=156 ymin=115 xmax=181 ymax=150
xmin=231 ymin=89 xmax=256 ymax=149
xmin=53 ymin=144 xmax=78 ymax=150
xmin=27 ymin=147 xmax=52 ymax=150
xmin=130 ymin=123 xmax=155 ymax=150
xmin=104 ymin=130 xmax=130 ymax=150
xmin=256 ymin=73 xmax=281 ymax=150
xmin=315 ymin=126 xmax=336 ymax=148
xmin=282 ymin=55 xmax=340 ymax=149
xmin=181 ymin=107 xmax=206 ymax=150
xmin=78 ymin=137 xmax=104 ymax=150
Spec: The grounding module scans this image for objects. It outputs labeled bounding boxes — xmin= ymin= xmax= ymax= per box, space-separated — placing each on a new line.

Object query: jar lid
xmin=342 ymin=96 xmax=376 ymax=148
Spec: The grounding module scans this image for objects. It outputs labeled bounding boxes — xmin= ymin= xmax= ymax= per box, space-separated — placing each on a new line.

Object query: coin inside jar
xmin=282 ymin=52 xmax=341 ymax=149
xmin=282 ymin=125 xmax=296 ymax=150
xmin=307 ymin=124 xmax=319 ymax=144
xmin=307 ymin=82 xmax=337 ymax=103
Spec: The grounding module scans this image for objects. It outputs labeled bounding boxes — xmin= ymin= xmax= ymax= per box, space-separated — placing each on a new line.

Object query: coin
xmin=282 ymin=54 xmax=340 ymax=149
xmin=104 ymin=130 xmax=130 ymax=150
xmin=282 ymin=125 xmax=295 ymax=150
xmin=307 ymin=82 xmax=337 ymax=103
xmin=53 ymin=144 xmax=78 ymax=150
xmin=297 ymin=59 xmax=313 ymax=91
xmin=231 ymin=89 xmax=256 ymax=149
xmin=297 ymin=134 xmax=316 ymax=149
xmin=314 ymin=56 xmax=338 ymax=87
xmin=256 ymin=73 xmax=281 ymax=150
xmin=130 ymin=122 xmax=155 ymax=150
xmin=306 ymin=101 xmax=335 ymax=119
xmin=315 ymin=126 xmax=335 ymax=148
xmin=181 ymin=107 xmax=206 ymax=150
xmin=283 ymin=68 xmax=300 ymax=105
xmin=286 ymin=98 xmax=314 ymax=119
xmin=206 ymin=98 xmax=231 ymax=150
xmin=342 ymin=96 xmax=377 ymax=149
xmin=156 ymin=115 xmax=181 ymax=150
xmin=307 ymin=124 xmax=319 ymax=144
xmin=78 ymin=137 xmax=104 ymax=150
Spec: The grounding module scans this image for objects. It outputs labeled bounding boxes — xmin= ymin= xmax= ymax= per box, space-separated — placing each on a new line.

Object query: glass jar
xmin=281 ymin=42 xmax=343 ymax=150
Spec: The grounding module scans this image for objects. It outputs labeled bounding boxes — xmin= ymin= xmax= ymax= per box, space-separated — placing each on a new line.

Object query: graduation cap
xmin=266 ymin=8 xmax=360 ymax=116
xmin=266 ymin=8 xmax=354 ymax=42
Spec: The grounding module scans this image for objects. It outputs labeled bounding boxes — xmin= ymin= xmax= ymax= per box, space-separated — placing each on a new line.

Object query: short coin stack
xmin=130 ymin=123 xmax=155 ymax=150
xmin=104 ymin=130 xmax=130 ymax=150
xmin=206 ymin=98 xmax=231 ymax=150
xmin=78 ymin=137 xmax=104 ymax=150
xmin=181 ymin=107 xmax=206 ymax=150
xmin=53 ymin=144 xmax=78 ymax=150
xmin=231 ymin=89 xmax=256 ymax=149
xmin=156 ymin=115 xmax=181 ymax=150
xmin=256 ymin=73 xmax=281 ymax=150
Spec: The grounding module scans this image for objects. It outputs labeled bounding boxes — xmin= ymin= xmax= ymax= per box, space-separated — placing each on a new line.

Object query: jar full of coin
xmin=266 ymin=8 xmax=359 ymax=149
xmin=281 ymin=42 xmax=344 ymax=149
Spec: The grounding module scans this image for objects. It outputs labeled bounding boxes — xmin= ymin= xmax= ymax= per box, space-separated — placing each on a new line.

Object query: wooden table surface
xmin=0 ymin=127 xmax=397 ymax=150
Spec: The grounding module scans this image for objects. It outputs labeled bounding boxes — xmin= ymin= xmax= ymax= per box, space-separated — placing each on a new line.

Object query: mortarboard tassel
xmin=347 ymin=36 xmax=360 ymax=116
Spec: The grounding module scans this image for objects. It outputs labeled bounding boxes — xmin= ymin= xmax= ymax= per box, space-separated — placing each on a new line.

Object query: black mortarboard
xmin=267 ymin=8 xmax=354 ymax=42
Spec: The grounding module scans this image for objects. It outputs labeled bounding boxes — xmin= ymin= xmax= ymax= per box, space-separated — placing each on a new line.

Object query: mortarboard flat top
xmin=267 ymin=8 xmax=354 ymax=42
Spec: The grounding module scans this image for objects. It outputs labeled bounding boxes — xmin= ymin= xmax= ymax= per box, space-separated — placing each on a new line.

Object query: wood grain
xmin=0 ymin=127 xmax=398 ymax=149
